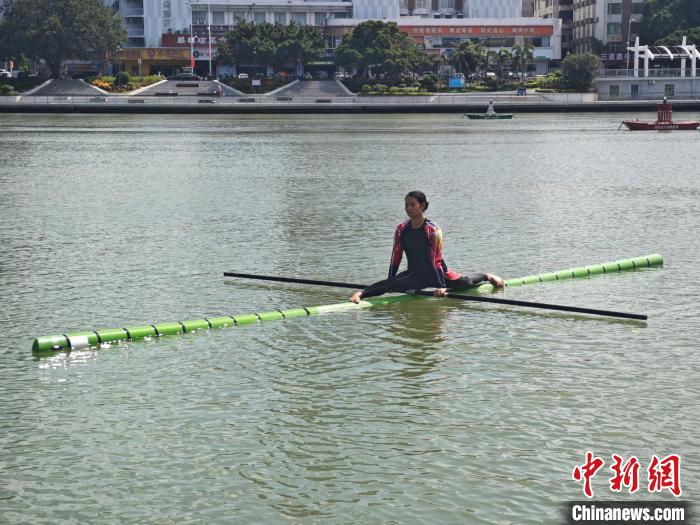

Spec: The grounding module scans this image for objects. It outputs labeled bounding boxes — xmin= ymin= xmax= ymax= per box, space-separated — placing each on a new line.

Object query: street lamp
xmin=116 ymin=45 xmax=123 ymax=88
xmin=626 ymin=16 xmax=637 ymax=71
xmin=186 ymin=0 xmax=194 ymax=74
xmin=208 ymin=0 xmax=213 ymax=77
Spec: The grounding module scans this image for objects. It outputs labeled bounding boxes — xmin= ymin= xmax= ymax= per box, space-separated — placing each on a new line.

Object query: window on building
xmin=607 ymin=3 xmax=621 ymax=14
xmin=315 ymin=12 xmax=328 ymax=25
xmin=333 ymin=12 xmax=350 ymax=18
xmin=609 ymin=85 xmax=619 ymax=97
xmin=212 ymin=11 xmax=224 ymax=25
xmin=607 ymin=23 xmax=621 ymax=34
xmin=274 ymin=12 xmax=287 ymax=24
xmin=232 ymin=10 xmax=246 ymax=23
xmin=665 ymin=84 xmax=675 ymax=96
xmin=415 ymin=0 xmax=429 ymax=9
xmin=253 ymin=12 xmax=266 ymax=24
xmin=631 ymin=2 xmax=644 ymax=13
xmin=192 ymin=10 xmax=207 ymax=25
xmin=440 ymin=0 xmax=455 ymax=8
xmin=292 ymin=12 xmax=307 ymax=25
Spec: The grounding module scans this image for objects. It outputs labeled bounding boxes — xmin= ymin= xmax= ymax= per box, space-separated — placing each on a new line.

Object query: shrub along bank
xmin=89 ymin=73 xmax=164 ymax=93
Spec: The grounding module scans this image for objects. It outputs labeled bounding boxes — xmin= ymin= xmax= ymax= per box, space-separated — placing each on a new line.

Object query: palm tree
xmin=511 ymin=43 xmax=534 ymax=85
xmin=496 ymin=48 xmax=512 ymax=85
xmin=449 ymin=40 xmax=485 ymax=79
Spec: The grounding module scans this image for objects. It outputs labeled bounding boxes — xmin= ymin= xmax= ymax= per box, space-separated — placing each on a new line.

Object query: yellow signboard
xmin=108 ymin=48 xmax=191 ymax=62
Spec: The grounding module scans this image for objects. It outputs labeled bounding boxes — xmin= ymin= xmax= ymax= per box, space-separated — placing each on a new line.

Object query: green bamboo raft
xmin=32 ymin=254 xmax=663 ymax=354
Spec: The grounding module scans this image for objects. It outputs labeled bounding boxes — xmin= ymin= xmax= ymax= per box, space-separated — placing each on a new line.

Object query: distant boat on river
xmin=462 ymin=100 xmax=513 ymax=120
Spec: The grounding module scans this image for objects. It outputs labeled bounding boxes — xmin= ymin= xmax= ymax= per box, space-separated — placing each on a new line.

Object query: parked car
xmin=237 ymin=73 xmax=249 ymax=79
xmin=315 ymin=71 xmax=328 ymax=80
xmin=302 ymin=72 xmax=313 ymax=80
xmin=0 ymin=69 xmax=12 ymax=79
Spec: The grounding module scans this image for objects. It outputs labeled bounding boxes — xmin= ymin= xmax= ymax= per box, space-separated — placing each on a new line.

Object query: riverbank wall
xmin=3 ymin=93 xmax=700 ymax=114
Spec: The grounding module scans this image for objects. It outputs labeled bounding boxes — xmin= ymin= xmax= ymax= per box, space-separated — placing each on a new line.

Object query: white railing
xmin=0 ymin=93 xmax=608 ymax=106
xmin=600 ymin=68 xmax=697 ymax=78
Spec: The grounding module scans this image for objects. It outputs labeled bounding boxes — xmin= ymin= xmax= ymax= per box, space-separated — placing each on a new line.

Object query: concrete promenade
xmin=3 ymin=79 xmax=700 ymax=113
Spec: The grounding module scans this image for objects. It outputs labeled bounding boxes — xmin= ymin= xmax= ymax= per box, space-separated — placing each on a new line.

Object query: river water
xmin=1 ymin=112 xmax=699 ymax=524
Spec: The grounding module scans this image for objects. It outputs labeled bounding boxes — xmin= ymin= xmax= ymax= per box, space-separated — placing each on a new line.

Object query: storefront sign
xmin=162 ymin=34 xmax=225 ymax=47
xmin=110 ymin=48 xmax=191 ymax=61
xmin=192 ymin=49 xmax=217 ymax=61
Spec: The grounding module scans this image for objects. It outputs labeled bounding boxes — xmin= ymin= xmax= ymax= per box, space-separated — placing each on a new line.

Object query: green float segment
xmin=32 ymin=253 xmax=663 ymax=354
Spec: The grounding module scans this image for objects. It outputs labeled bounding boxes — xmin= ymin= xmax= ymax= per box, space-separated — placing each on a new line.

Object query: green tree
xmin=641 ymin=0 xmax=700 ymax=43
xmin=561 ymin=52 xmax=601 ymax=91
xmin=218 ymin=21 xmax=325 ymax=74
xmin=276 ymin=24 xmax=327 ymax=71
xmin=495 ymin=49 xmax=512 ymax=83
xmin=335 ymin=20 xmax=426 ymax=81
xmin=0 ymin=0 xmax=126 ymax=78
xmin=590 ymin=37 xmax=606 ymax=56
xmin=511 ymin=43 xmax=534 ymax=85
xmin=655 ymin=26 xmax=700 ymax=45
xmin=449 ymin=40 xmax=485 ymax=77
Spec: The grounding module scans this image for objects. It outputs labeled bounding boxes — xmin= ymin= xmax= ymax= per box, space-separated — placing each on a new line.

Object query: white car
xmin=0 ymin=69 xmax=12 ymax=79
xmin=237 ymin=73 xmax=249 ymax=79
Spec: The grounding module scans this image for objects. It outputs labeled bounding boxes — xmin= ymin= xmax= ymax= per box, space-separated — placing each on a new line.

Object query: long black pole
xmin=224 ymin=272 xmax=364 ymax=289
xmin=223 ymin=272 xmax=647 ymax=321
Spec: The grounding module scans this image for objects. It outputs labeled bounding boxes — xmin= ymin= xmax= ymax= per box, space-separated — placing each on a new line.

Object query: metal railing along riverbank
xmin=2 ymin=93 xmax=699 ymax=112
xmin=0 ymin=92 xmax=600 ymax=107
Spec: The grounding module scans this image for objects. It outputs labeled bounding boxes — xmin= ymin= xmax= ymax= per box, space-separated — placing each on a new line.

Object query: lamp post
xmin=116 ymin=45 xmax=123 ymax=88
xmin=208 ymin=0 xmax=213 ymax=77
xmin=625 ymin=16 xmax=635 ymax=71
xmin=186 ymin=0 xmax=194 ymax=74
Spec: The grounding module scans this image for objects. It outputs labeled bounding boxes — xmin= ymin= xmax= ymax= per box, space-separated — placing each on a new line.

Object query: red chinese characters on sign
xmin=573 ymin=453 xmax=682 ymax=498
xmin=648 ymin=454 xmax=682 ymax=497
xmin=572 ymin=451 xmax=605 ymax=498
xmin=400 ymin=25 xmax=552 ymax=37
xmin=610 ymin=454 xmax=640 ymax=493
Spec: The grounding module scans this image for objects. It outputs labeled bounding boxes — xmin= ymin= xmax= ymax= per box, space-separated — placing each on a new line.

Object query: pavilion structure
xmin=627 ymin=36 xmax=700 ymax=78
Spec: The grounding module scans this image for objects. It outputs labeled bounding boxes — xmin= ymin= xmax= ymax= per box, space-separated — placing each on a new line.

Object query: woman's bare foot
xmin=486 ymin=273 xmax=505 ymax=288
xmin=350 ymin=291 xmax=363 ymax=303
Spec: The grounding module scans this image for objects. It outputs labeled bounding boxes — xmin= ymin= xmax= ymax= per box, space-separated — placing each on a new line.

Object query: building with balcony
xmin=326 ymin=16 xmax=562 ymax=74
xmin=533 ymin=0 xmax=573 ymax=57
xmin=103 ymin=0 xmax=558 ymax=77
xmin=398 ymin=0 xmax=523 ymax=18
xmin=569 ymin=0 xmax=643 ymax=60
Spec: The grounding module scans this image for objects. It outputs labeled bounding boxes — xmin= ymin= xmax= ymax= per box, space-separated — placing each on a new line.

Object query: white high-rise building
xmin=466 ymin=0 xmax=521 ymax=18
xmin=354 ymin=0 xmax=400 ymax=19
xmin=398 ymin=0 xmax=521 ymax=18
xmin=105 ymin=0 xmax=354 ymax=48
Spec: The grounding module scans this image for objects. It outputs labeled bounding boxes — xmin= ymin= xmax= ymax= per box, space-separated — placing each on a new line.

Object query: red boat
xmin=622 ymin=98 xmax=699 ymax=131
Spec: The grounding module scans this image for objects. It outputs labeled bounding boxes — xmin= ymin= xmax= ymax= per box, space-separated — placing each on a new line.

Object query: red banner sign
xmin=401 ymin=25 xmax=553 ymax=37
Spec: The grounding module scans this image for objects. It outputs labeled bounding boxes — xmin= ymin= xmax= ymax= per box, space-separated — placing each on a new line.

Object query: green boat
xmin=463 ymin=99 xmax=513 ymax=119
xmin=464 ymin=113 xmax=513 ymax=120
xmin=32 ymin=254 xmax=662 ymax=354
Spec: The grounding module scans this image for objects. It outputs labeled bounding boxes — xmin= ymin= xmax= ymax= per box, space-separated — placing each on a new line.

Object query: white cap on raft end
xmin=67 ymin=335 xmax=91 ymax=350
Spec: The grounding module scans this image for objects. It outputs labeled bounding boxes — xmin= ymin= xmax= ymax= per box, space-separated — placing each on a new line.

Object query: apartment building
xmin=398 ymin=0 xmax=523 ymax=18
xmin=533 ymin=0 xmax=573 ymax=56
xmin=571 ymin=0 xmax=643 ymax=59
xmin=104 ymin=0 xmax=557 ymax=76
xmin=106 ymin=0 xmax=353 ymax=48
